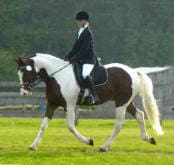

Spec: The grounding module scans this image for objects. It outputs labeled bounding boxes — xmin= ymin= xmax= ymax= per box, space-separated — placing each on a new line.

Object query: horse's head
xmin=15 ymin=57 xmax=38 ymax=96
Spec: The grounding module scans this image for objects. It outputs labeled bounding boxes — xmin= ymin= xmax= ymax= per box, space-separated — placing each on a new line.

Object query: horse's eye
xmin=26 ymin=65 xmax=32 ymax=71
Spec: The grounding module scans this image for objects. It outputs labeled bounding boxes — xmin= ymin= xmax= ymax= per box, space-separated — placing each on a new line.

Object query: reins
xmin=49 ymin=63 xmax=70 ymax=77
xmin=21 ymin=63 xmax=70 ymax=88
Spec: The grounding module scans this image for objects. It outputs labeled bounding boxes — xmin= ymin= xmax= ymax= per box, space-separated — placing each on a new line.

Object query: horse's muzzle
xmin=20 ymin=88 xmax=32 ymax=96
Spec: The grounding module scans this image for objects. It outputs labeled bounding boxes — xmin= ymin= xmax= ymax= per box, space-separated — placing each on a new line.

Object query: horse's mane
xmin=35 ymin=53 xmax=64 ymax=63
xmin=30 ymin=53 xmax=68 ymax=71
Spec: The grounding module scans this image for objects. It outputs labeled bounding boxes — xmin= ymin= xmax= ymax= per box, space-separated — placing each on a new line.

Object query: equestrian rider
xmin=65 ymin=11 xmax=99 ymax=104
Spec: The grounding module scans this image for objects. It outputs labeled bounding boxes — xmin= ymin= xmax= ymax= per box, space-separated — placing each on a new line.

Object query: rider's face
xmin=76 ymin=20 xmax=88 ymax=28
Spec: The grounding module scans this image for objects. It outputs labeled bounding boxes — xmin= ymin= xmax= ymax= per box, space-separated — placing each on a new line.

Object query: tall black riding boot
xmin=85 ymin=76 xmax=99 ymax=104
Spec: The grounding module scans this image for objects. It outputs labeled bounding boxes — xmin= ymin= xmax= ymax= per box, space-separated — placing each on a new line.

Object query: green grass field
xmin=0 ymin=118 xmax=173 ymax=165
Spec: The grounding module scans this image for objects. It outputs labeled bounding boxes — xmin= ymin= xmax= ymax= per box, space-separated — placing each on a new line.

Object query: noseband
xmin=20 ymin=78 xmax=40 ymax=89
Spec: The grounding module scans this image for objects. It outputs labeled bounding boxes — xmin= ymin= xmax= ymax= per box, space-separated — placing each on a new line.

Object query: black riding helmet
xmin=76 ymin=11 xmax=89 ymax=21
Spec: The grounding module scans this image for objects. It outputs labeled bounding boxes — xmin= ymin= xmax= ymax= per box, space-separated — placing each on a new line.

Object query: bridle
xmin=19 ymin=63 xmax=70 ymax=89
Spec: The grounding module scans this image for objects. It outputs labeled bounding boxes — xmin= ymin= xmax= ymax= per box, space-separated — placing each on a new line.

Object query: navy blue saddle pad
xmin=73 ymin=63 xmax=108 ymax=88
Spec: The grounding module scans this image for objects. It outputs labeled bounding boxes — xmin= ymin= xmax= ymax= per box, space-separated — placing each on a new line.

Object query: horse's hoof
xmin=150 ymin=137 xmax=156 ymax=145
xmin=29 ymin=146 xmax=37 ymax=151
xmin=99 ymin=147 xmax=107 ymax=152
xmin=89 ymin=138 xmax=94 ymax=146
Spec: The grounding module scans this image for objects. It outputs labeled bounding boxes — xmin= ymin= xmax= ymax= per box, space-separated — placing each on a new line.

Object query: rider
xmin=65 ymin=11 xmax=99 ymax=104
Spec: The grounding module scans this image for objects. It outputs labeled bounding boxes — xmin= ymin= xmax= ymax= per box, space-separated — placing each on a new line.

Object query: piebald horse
xmin=15 ymin=53 xmax=163 ymax=152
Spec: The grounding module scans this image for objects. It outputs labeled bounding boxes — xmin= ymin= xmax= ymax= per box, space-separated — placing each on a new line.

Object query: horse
xmin=15 ymin=53 xmax=163 ymax=152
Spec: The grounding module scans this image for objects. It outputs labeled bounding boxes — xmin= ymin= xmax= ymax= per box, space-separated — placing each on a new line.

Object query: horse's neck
xmin=32 ymin=56 xmax=79 ymax=99
xmin=33 ymin=56 xmax=77 ymax=94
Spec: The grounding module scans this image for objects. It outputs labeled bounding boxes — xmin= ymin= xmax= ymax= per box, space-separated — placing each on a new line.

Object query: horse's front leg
xmin=29 ymin=102 xmax=57 ymax=150
xmin=66 ymin=104 xmax=94 ymax=146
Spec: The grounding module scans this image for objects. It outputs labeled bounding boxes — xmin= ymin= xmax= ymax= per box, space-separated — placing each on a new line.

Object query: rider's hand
xmin=69 ymin=56 xmax=77 ymax=64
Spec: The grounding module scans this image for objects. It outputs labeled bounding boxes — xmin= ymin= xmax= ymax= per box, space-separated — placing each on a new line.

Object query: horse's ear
xmin=15 ymin=57 xmax=25 ymax=66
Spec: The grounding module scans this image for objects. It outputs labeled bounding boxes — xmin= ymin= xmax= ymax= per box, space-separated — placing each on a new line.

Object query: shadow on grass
xmin=1 ymin=146 xmax=173 ymax=157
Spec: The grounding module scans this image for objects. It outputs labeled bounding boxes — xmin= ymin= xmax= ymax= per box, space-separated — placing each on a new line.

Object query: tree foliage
xmin=0 ymin=0 xmax=174 ymax=80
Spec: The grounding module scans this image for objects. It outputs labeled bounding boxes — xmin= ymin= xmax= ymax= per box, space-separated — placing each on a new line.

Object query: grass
xmin=0 ymin=118 xmax=173 ymax=165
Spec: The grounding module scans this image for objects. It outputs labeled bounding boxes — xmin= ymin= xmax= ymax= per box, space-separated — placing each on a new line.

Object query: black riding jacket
xmin=66 ymin=27 xmax=96 ymax=64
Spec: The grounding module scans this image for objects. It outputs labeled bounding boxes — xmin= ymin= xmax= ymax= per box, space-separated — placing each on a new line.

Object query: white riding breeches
xmin=82 ymin=64 xmax=94 ymax=79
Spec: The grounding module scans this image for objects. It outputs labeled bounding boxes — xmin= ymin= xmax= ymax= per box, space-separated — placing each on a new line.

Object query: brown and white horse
xmin=15 ymin=53 xmax=163 ymax=152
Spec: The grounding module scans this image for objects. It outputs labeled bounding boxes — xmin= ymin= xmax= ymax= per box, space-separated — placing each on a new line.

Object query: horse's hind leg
xmin=127 ymin=102 xmax=156 ymax=144
xmin=99 ymin=105 xmax=127 ymax=152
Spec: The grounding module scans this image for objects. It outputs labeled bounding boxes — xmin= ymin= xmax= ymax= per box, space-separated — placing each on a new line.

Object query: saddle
xmin=73 ymin=63 xmax=108 ymax=89
xmin=73 ymin=62 xmax=108 ymax=105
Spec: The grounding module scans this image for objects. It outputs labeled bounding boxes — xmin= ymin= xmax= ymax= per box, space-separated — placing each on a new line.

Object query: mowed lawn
xmin=0 ymin=118 xmax=174 ymax=165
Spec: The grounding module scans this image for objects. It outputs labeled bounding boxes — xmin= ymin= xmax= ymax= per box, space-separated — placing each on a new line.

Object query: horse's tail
xmin=138 ymin=72 xmax=164 ymax=135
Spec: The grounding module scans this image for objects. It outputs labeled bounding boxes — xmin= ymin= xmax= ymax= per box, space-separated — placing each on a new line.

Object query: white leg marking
xmin=135 ymin=108 xmax=152 ymax=142
xmin=29 ymin=117 xmax=50 ymax=150
xmin=100 ymin=106 xmax=127 ymax=151
xmin=66 ymin=104 xmax=91 ymax=145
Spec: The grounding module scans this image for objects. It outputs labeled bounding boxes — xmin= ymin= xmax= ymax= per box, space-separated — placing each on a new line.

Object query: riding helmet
xmin=76 ymin=11 xmax=89 ymax=21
